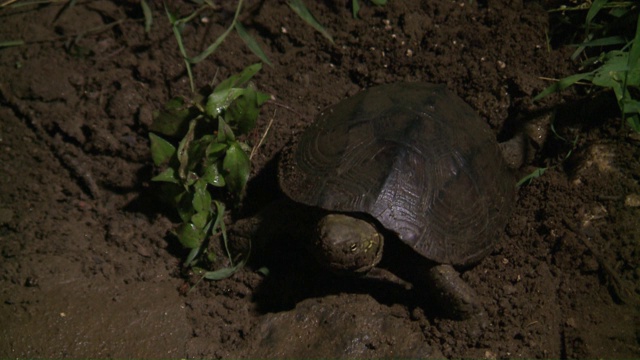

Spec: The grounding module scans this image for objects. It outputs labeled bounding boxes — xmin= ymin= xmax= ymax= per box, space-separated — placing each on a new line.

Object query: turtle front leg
xmin=426 ymin=264 xmax=481 ymax=319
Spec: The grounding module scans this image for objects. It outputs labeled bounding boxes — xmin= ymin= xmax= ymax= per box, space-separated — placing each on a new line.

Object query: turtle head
xmin=312 ymin=213 xmax=384 ymax=274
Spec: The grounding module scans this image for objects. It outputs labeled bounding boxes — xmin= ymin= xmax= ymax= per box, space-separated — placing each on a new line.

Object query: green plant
xmin=351 ymin=0 xmax=388 ymax=19
xmin=165 ymin=0 xmax=272 ymax=92
xmin=149 ymin=63 xmax=270 ymax=280
xmin=536 ymin=1 xmax=640 ymax=131
xmin=288 ymin=0 xmax=334 ymax=43
xmin=288 ymin=0 xmax=391 ymax=42
xmin=517 ymin=123 xmax=579 ymax=186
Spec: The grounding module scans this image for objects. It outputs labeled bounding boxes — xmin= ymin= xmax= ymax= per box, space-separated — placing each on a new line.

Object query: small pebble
xmin=624 ymin=194 xmax=640 ymax=207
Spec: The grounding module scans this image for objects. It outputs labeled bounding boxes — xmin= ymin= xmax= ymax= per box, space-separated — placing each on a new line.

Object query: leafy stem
xmin=149 ymin=63 xmax=270 ymax=279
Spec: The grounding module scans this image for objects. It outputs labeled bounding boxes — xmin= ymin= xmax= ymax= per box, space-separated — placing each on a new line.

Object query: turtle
xmin=240 ymin=82 xmax=520 ymax=318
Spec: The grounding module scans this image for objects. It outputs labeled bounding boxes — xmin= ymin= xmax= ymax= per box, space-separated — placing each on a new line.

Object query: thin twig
xmin=538 ymin=76 xmax=592 ymax=86
xmin=0 ymin=0 xmax=19 ymax=7
xmin=249 ymin=109 xmax=276 ymax=160
xmin=267 ymin=99 xmax=306 ymax=119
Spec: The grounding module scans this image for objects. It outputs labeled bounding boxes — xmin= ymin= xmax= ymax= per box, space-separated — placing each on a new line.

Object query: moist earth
xmin=1 ymin=0 xmax=639 ymax=358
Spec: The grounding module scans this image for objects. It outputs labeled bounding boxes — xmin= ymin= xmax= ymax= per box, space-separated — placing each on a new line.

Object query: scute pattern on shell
xmin=279 ymin=83 xmax=515 ymax=266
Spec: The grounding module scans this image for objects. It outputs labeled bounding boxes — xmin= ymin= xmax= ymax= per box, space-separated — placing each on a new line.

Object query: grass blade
xmin=534 ymin=72 xmax=595 ymax=101
xmin=149 ymin=133 xmax=176 ymax=166
xmin=621 ymin=13 xmax=640 ymax=130
xmin=572 ymin=35 xmax=626 ymax=48
xmin=190 ymin=0 xmax=244 ymax=64
xmin=626 ymin=12 xmax=640 ymax=71
xmin=0 ymin=40 xmax=24 ymax=48
xmin=235 ymin=22 xmax=273 ymax=66
xmin=53 ymin=0 xmax=78 ymax=23
xmin=517 ymin=167 xmax=547 ymax=187
xmin=586 ymin=0 xmax=608 ymax=27
xmin=202 ymin=258 xmax=246 ymax=280
xmin=288 ymin=0 xmax=334 ymax=44
xmin=141 ymin=0 xmax=153 ymax=33
xmin=352 ymin=0 xmax=360 ymax=18
xmin=165 ymin=4 xmax=196 ymax=91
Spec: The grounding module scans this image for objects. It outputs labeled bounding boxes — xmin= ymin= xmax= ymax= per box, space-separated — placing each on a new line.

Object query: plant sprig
xmin=517 ymin=123 xmax=579 ymax=186
xmin=165 ymin=0 xmax=272 ymax=92
xmin=536 ymin=0 xmax=640 ymax=131
xmin=149 ymin=63 xmax=270 ymax=280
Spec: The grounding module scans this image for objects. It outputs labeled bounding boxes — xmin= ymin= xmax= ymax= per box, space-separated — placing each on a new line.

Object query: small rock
xmin=624 ymin=194 xmax=640 ymax=207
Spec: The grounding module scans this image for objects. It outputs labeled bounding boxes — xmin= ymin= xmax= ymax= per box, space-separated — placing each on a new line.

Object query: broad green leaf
xmin=150 ymin=97 xmax=194 ymax=137
xmin=256 ymin=91 xmax=271 ymax=105
xmin=226 ymin=88 xmax=261 ymax=135
xmin=151 ymin=167 xmax=180 ymax=184
xmin=214 ymin=63 xmax=263 ymax=92
xmin=206 ymin=141 xmax=228 ymax=160
xmin=593 ymin=52 xmax=640 ymax=89
xmin=185 ymin=171 xmax=199 ymax=187
xmin=621 ymin=98 xmax=640 ymax=113
xmin=191 ymin=211 xmax=209 ymax=230
xmin=223 ymin=141 xmax=251 ymax=194
xmin=175 ymin=191 xmax=195 ymax=223
xmin=176 ymin=222 xmax=203 ymax=248
xmin=192 ymin=179 xmax=212 ymax=214
xmin=626 ymin=114 xmax=640 ymax=132
xmin=203 ymin=163 xmax=226 ymax=187
xmin=149 ymin=133 xmax=176 ymax=166
xmin=235 ymin=23 xmax=273 ymax=67
xmin=177 ymin=119 xmax=197 ymax=180
xmin=217 ymin=117 xmax=235 ymax=143
xmin=206 ymin=87 xmax=245 ymax=118
xmin=288 ymin=0 xmax=334 ymax=44
xmin=188 ymin=135 xmax=214 ymax=170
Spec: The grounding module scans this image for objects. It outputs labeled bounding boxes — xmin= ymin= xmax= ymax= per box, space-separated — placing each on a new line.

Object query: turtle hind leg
xmin=425 ymin=264 xmax=482 ymax=320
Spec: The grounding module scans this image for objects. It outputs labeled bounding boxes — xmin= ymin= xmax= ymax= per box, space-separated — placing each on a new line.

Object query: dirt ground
xmin=1 ymin=0 xmax=639 ymax=358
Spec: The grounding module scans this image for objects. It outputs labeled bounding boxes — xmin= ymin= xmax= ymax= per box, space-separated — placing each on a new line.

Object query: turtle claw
xmin=363 ymin=267 xmax=413 ymax=291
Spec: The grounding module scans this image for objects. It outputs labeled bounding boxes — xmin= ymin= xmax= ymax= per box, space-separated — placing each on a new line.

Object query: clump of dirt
xmin=1 ymin=0 xmax=638 ymax=358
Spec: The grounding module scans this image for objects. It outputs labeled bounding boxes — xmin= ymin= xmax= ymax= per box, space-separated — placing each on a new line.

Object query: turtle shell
xmin=279 ymin=82 xmax=515 ymax=266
